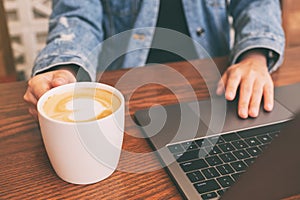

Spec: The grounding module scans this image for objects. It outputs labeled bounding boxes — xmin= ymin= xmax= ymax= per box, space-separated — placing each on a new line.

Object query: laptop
xmin=134 ymin=82 xmax=300 ymax=200
xmin=221 ymin=112 xmax=300 ymax=200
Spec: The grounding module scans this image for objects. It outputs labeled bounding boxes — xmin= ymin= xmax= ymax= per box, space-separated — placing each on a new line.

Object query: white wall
xmin=4 ymin=0 xmax=51 ymax=80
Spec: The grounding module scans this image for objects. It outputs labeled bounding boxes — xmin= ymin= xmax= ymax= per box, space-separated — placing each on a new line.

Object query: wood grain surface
xmin=1 ymin=47 xmax=300 ymax=200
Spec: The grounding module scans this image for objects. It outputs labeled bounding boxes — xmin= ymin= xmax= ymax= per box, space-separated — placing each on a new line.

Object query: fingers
xmin=216 ymin=67 xmax=241 ymax=101
xmin=238 ymin=77 xmax=255 ymax=119
xmin=224 ymin=72 xmax=241 ymax=101
xmin=248 ymin=81 xmax=263 ymax=118
xmin=24 ymin=75 xmax=52 ymax=107
xmin=263 ymin=80 xmax=274 ymax=112
xmin=217 ymin=66 xmax=254 ymax=118
xmin=23 ymin=87 xmax=38 ymax=106
xmin=23 ymin=68 xmax=77 ymax=120
xmin=31 ymin=76 xmax=53 ymax=100
xmin=24 ymin=75 xmax=52 ymax=120
xmin=51 ymin=69 xmax=76 ymax=87
xmin=242 ymin=78 xmax=273 ymax=118
xmin=217 ymin=62 xmax=274 ymax=119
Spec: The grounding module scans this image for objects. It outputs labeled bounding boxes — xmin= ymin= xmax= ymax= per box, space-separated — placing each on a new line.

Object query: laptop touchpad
xmin=192 ymin=98 xmax=294 ymax=135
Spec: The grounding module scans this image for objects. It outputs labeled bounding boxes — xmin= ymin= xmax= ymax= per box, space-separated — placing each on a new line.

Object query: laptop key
xmin=173 ymin=152 xmax=184 ymax=161
xmin=233 ymin=149 xmax=251 ymax=159
xmin=186 ymin=171 xmax=205 ymax=183
xmin=257 ymin=134 xmax=272 ymax=144
xmin=180 ymin=159 xmax=208 ymax=172
xmin=219 ymin=152 xmax=237 ymax=163
xmin=202 ymin=167 xmax=221 ymax=179
xmin=206 ymin=146 xmax=222 ymax=155
xmin=217 ymin=189 xmax=227 ymax=196
xmin=195 ymin=138 xmax=212 ymax=148
xmin=231 ymin=140 xmax=249 ymax=149
xmin=181 ymin=141 xmax=198 ymax=150
xmin=199 ymin=148 xmax=210 ymax=158
xmin=205 ymin=155 xmax=223 ymax=166
xmin=244 ymin=157 xmax=256 ymax=166
xmin=168 ymin=144 xmax=184 ymax=153
xmin=268 ymin=131 xmax=280 ymax=139
xmin=207 ymin=135 xmax=225 ymax=145
xmin=201 ymin=192 xmax=218 ymax=200
xmin=217 ymin=176 xmax=235 ymax=188
xmin=230 ymin=161 xmax=247 ymax=172
xmin=216 ymin=164 xmax=234 ymax=175
xmin=174 ymin=149 xmax=202 ymax=163
xmin=218 ymin=143 xmax=235 ymax=152
xmin=259 ymin=144 xmax=269 ymax=150
xmin=231 ymin=172 xmax=243 ymax=181
xmin=245 ymin=137 xmax=262 ymax=146
xmin=194 ymin=179 xmax=221 ymax=194
xmin=215 ymin=136 xmax=226 ymax=144
xmin=246 ymin=147 xmax=262 ymax=157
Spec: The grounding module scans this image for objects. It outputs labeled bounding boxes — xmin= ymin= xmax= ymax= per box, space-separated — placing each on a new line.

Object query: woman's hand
xmin=23 ymin=66 xmax=77 ymax=120
xmin=216 ymin=50 xmax=274 ymax=119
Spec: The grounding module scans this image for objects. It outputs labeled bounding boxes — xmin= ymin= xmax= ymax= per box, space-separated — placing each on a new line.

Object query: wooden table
xmin=1 ymin=47 xmax=300 ymax=200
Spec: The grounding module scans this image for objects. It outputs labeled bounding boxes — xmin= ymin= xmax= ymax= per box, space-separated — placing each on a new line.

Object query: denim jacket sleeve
xmin=32 ymin=0 xmax=104 ymax=81
xmin=229 ymin=0 xmax=285 ymax=72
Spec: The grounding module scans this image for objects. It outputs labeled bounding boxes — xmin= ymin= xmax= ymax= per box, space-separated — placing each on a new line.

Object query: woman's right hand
xmin=23 ymin=67 xmax=77 ymax=120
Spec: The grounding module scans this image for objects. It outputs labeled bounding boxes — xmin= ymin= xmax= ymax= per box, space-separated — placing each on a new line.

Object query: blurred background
xmin=1 ymin=0 xmax=51 ymax=82
xmin=0 ymin=0 xmax=299 ymax=83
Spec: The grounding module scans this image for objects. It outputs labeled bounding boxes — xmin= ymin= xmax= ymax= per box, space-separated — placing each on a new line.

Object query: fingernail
xmin=226 ymin=92 xmax=234 ymax=100
xmin=216 ymin=87 xmax=223 ymax=95
xmin=250 ymin=109 xmax=258 ymax=117
xmin=239 ymin=108 xmax=248 ymax=118
xmin=266 ymin=103 xmax=273 ymax=111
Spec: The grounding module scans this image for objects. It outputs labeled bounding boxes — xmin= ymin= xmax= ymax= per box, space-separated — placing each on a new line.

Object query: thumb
xmin=51 ymin=70 xmax=76 ymax=87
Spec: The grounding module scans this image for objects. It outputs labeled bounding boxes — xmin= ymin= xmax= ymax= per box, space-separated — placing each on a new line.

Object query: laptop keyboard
xmin=168 ymin=130 xmax=280 ymax=199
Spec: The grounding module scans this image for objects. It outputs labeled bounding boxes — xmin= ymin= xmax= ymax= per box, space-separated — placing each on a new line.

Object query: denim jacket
xmin=33 ymin=0 xmax=285 ymax=81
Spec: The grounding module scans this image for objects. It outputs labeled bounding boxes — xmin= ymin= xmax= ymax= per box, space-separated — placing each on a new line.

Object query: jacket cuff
xmin=230 ymin=35 xmax=285 ymax=73
xmin=32 ymin=55 xmax=95 ymax=82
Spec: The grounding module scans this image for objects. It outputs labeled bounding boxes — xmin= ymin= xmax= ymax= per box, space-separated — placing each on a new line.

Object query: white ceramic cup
xmin=37 ymin=82 xmax=125 ymax=184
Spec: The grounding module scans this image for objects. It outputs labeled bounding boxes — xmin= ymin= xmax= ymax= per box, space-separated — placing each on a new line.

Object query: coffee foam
xmin=66 ymin=98 xmax=109 ymax=122
xmin=43 ymin=88 xmax=120 ymax=122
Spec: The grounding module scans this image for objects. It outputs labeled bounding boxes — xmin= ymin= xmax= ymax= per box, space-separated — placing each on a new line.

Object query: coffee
xmin=43 ymin=87 xmax=121 ymax=122
xmin=37 ymin=82 xmax=125 ymax=184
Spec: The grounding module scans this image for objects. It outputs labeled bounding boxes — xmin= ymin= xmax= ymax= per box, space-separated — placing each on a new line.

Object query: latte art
xmin=43 ymin=88 xmax=121 ymax=122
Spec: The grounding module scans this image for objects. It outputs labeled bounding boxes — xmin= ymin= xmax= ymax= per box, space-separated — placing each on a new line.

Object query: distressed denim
xmin=32 ymin=0 xmax=285 ymax=81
